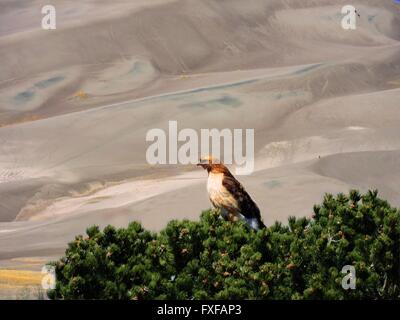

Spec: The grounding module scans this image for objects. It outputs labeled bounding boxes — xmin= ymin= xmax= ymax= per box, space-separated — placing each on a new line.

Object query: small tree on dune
xmin=48 ymin=190 xmax=400 ymax=300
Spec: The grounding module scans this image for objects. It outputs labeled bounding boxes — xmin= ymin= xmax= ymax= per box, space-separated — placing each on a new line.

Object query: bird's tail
xmin=258 ymin=218 xmax=266 ymax=230
xmin=247 ymin=216 xmax=266 ymax=231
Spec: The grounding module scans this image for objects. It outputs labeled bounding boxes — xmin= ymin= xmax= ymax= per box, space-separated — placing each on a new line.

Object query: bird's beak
xmin=197 ymin=160 xmax=206 ymax=168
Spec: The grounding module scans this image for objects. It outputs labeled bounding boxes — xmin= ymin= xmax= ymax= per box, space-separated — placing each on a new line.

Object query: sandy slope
xmin=0 ymin=0 xmax=400 ymax=275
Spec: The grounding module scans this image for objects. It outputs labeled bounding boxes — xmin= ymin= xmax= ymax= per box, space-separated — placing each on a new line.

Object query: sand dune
xmin=0 ymin=0 xmax=400 ymax=279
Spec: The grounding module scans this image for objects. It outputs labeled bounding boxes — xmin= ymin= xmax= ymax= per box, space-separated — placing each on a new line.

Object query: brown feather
xmin=199 ymin=157 xmax=265 ymax=229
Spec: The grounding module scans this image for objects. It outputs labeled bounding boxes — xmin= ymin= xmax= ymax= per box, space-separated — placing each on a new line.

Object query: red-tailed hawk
xmin=197 ymin=156 xmax=265 ymax=230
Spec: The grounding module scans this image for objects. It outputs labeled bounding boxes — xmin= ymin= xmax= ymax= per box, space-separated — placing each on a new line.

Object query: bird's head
xmin=197 ymin=155 xmax=230 ymax=174
xmin=197 ymin=155 xmax=214 ymax=171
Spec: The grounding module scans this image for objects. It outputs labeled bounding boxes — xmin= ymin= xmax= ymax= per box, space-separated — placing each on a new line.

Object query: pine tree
xmin=48 ymin=190 xmax=400 ymax=300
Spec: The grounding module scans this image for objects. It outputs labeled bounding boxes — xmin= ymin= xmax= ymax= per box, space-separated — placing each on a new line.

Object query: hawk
xmin=197 ymin=156 xmax=265 ymax=230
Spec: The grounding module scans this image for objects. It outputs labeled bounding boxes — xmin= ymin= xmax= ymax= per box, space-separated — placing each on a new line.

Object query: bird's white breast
xmin=207 ymin=172 xmax=238 ymax=212
xmin=207 ymin=172 xmax=224 ymax=196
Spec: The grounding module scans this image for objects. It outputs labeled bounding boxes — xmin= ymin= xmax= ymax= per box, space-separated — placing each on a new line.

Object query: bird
xmin=197 ymin=155 xmax=265 ymax=230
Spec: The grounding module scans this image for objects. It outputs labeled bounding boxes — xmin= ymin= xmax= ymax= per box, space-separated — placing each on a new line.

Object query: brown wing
xmin=222 ymin=174 xmax=261 ymax=221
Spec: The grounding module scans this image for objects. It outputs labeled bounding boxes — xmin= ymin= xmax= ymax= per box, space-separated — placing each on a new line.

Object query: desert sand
xmin=0 ymin=0 xmax=400 ymax=297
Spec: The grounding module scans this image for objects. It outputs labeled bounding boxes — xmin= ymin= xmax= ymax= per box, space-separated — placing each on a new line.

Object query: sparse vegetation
xmin=49 ymin=190 xmax=400 ymax=300
xmin=0 ymin=269 xmax=44 ymax=300
xmin=74 ymin=90 xmax=88 ymax=100
xmin=0 ymin=269 xmax=42 ymax=286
